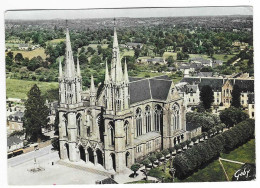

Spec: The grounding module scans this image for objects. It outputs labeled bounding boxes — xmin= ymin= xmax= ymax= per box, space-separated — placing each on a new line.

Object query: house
xmin=146 ymin=57 xmax=166 ymax=65
xmin=18 ymin=43 xmax=29 ymax=50
xmin=7 ymin=136 xmax=24 ymax=153
xmin=7 ymin=111 xmax=24 ymax=133
xmin=175 ymin=82 xmax=200 ymax=111
xmin=190 ymin=57 xmax=212 ymax=67
xmin=181 ymin=77 xmax=254 ymax=108
xmin=125 ymin=42 xmax=143 ymax=49
xmin=248 ymin=93 xmax=255 ymax=119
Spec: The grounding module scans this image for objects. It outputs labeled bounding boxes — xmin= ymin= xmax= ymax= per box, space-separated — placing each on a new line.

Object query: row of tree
xmin=173 ymin=118 xmax=254 ymax=179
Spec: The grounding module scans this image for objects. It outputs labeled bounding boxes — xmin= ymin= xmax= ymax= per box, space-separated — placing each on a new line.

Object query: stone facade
xmin=58 ymin=24 xmax=188 ymax=173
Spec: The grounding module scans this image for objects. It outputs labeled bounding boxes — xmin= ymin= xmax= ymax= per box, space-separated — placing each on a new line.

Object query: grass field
xmin=147 ymin=139 xmax=255 ymax=183
xmin=213 ymin=54 xmax=235 ymax=62
xmin=10 ymin=47 xmax=47 ymax=60
xmin=122 ymin=49 xmax=135 ymax=57
xmin=46 ymin=38 xmax=65 ymax=44
xmin=6 ymin=79 xmax=58 ymax=99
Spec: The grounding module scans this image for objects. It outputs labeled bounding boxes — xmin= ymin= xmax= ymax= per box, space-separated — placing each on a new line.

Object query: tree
xmin=231 ymin=84 xmax=241 ymax=108
xmin=162 ymin=149 xmax=169 ymax=159
xmin=200 ymin=85 xmax=214 ymax=110
xmin=219 ymin=107 xmax=249 ymax=128
xmin=23 ymin=84 xmax=49 ymax=142
xmin=14 ymin=53 xmax=24 ymax=63
xmin=6 ymin=51 xmax=13 ymax=59
xmin=142 ymin=158 xmax=151 ymax=169
xmin=90 ymin=55 xmax=101 ymax=65
xmin=148 ymin=154 xmax=157 ymax=167
xmin=156 ymin=152 xmax=163 ymax=161
xmin=131 ymin=163 xmax=141 ymax=177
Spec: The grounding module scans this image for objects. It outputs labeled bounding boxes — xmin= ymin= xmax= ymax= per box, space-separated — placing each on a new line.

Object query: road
xmin=8 ymin=145 xmax=57 ymax=167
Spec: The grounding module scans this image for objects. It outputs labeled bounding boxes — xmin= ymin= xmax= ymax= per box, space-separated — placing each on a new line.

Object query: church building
xmin=58 ymin=22 xmax=189 ymax=173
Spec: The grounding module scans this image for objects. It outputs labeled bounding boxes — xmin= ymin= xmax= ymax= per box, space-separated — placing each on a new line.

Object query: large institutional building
xmin=58 ymin=24 xmax=195 ymax=172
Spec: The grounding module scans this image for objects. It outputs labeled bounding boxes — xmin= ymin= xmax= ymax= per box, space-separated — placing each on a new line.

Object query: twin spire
xmin=59 ymin=26 xmax=81 ymax=79
xmin=59 ymin=19 xmax=129 ymax=87
xmin=106 ymin=21 xmax=129 ymax=85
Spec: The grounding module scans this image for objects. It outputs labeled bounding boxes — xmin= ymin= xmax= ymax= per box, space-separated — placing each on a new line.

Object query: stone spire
xmin=124 ymin=58 xmax=129 ymax=83
xmin=64 ymin=26 xmax=76 ymax=78
xmin=77 ymin=57 xmax=81 ymax=77
xmin=59 ymin=57 xmax=63 ymax=78
xmin=105 ymin=60 xmax=110 ymax=84
xmin=111 ymin=18 xmax=123 ymax=84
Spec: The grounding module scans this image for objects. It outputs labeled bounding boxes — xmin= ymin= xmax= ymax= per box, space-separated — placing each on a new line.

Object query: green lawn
xmin=147 ymin=139 xmax=255 ymax=183
xmin=46 ymin=38 xmax=65 ymax=44
xmin=9 ymin=47 xmax=47 ymax=60
xmin=213 ymin=54 xmax=235 ymax=62
xmin=6 ymin=78 xmax=58 ymax=99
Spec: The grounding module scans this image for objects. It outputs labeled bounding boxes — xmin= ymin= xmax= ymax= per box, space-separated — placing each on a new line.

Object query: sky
xmin=5 ymin=6 xmax=253 ymax=20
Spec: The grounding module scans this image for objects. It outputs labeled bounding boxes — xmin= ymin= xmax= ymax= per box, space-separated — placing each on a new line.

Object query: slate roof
xmin=234 ymin=79 xmax=254 ymax=92
xmin=129 ymin=76 xmax=172 ymax=105
xmin=9 ymin=111 xmax=24 ymax=122
xmin=199 ymin=78 xmax=223 ymax=91
xmin=147 ymin=58 xmax=164 ymax=62
xmin=19 ymin=43 xmax=29 ymax=47
xmin=7 ymin=136 xmax=23 ymax=147
xmin=181 ymin=77 xmax=254 ymax=93
xmin=186 ymin=85 xmax=198 ymax=93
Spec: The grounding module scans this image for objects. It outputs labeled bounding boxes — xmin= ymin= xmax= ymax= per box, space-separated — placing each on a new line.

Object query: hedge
xmin=173 ymin=119 xmax=255 ymax=179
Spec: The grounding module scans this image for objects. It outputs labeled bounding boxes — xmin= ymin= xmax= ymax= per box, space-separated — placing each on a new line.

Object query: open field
xmin=213 ymin=54 xmax=235 ymax=62
xmin=6 ymin=79 xmax=58 ymax=99
xmin=10 ymin=47 xmax=47 ymax=60
xmin=122 ymin=49 xmax=134 ymax=57
xmin=46 ymin=38 xmax=65 ymax=44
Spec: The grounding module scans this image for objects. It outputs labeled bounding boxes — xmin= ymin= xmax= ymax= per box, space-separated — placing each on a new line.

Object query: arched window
xmin=136 ymin=108 xmax=142 ymax=136
xmin=145 ymin=106 xmax=151 ymax=133
xmin=124 ymin=121 xmax=129 ymax=145
xmin=172 ymin=104 xmax=180 ymax=130
xmin=109 ymin=122 xmax=115 ymax=145
xmin=154 ymin=105 xmax=162 ymax=132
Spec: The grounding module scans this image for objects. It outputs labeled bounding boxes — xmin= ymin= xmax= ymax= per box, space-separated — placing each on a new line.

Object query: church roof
xmin=129 ymin=76 xmax=172 ymax=104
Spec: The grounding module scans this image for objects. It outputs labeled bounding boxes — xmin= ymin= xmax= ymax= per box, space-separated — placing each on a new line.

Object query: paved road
xmin=8 ymin=145 xmax=56 ymax=167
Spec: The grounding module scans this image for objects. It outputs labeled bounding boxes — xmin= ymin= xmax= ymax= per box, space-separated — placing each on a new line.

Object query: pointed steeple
xmin=77 ymin=57 xmax=81 ymax=77
xmin=59 ymin=57 xmax=63 ymax=78
xmin=90 ymin=75 xmax=96 ymax=93
xmin=105 ymin=60 xmax=110 ymax=84
xmin=124 ymin=58 xmax=129 ymax=83
xmin=64 ymin=24 xmax=76 ymax=78
xmin=111 ymin=18 xmax=123 ymax=84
